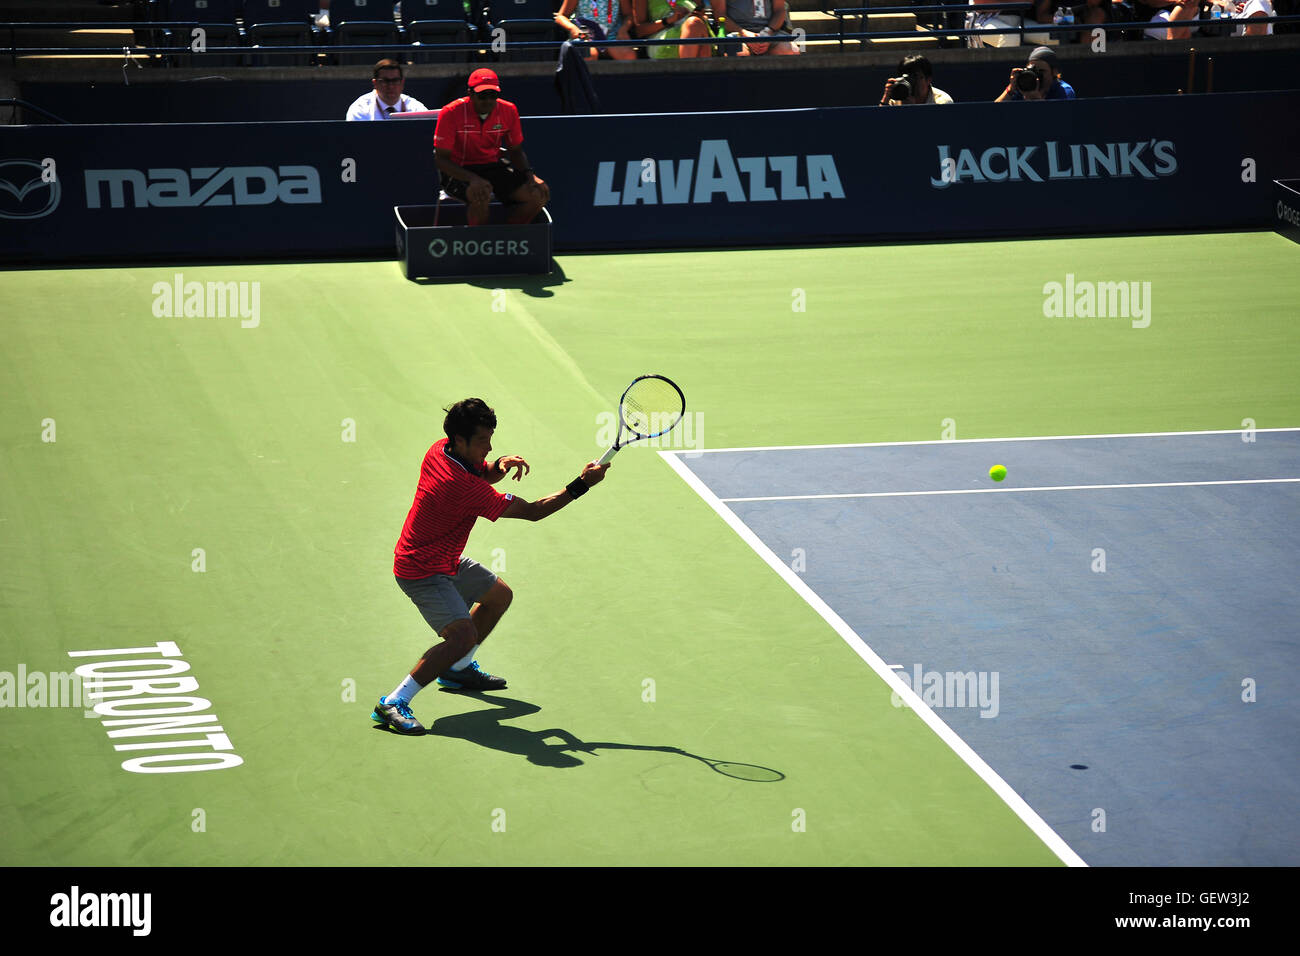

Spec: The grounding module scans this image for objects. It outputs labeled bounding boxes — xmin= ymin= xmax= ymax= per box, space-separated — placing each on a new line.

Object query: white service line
xmin=660 ymin=449 xmax=1089 ymax=868
xmin=693 ymin=427 xmax=1300 ymax=456
xmin=722 ymin=477 xmax=1300 ymax=503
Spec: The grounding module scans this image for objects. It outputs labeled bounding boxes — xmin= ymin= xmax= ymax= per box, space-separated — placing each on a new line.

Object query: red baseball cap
xmin=468 ymin=69 xmax=501 ymax=93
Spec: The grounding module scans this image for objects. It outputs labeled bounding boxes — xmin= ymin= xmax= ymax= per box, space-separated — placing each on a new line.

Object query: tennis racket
xmin=596 ymin=374 xmax=686 ymax=465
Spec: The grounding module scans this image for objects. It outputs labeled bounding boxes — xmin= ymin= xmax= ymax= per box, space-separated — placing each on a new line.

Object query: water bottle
xmin=1211 ymin=2 xmax=1223 ymax=18
xmin=1053 ymin=6 xmax=1064 ymax=24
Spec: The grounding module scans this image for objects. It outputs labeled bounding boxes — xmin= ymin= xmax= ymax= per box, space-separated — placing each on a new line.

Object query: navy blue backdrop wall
xmin=2 ymin=91 xmax=1297 ymax=262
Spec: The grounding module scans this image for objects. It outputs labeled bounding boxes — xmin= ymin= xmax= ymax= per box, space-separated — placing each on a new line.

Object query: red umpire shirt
xmin=433 ymin=94 xmax=525 ymax=167
xmin=394 ymin=439 xmax=514 ymax=578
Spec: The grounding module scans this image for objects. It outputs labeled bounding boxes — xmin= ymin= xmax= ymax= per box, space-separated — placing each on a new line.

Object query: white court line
xmin=693 ymin=427 xmax=1300 ymax=456
xmin=722 ymin=477 xmax=1300 ymax=503
xmin=659 ymin=449 xmax=1090 ymax=868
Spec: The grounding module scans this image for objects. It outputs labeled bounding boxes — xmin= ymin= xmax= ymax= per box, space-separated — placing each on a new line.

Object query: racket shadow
xmin=426 ymin=691 xmax=784 ymax=781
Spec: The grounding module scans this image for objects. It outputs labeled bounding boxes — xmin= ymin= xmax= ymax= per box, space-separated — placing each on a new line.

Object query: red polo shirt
xmin=433 ymin=96 xmax=524 ymax=167
xmin=394 ymin=439 xmax=514 ymax=578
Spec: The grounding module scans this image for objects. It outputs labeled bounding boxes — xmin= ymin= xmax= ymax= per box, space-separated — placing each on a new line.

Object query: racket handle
xmin=596 ymin=445 xmax=619 ymax=466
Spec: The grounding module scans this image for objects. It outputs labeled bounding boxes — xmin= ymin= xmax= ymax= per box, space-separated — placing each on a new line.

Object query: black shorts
xmin=442 ymin=163 xmax=529 ymax=203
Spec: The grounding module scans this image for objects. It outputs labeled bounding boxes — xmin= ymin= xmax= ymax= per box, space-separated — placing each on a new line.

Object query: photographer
xmin=995 ymin=46 xmax=1077 ymax=101
xmin=879 ymin=54 xmax=955 ymax=105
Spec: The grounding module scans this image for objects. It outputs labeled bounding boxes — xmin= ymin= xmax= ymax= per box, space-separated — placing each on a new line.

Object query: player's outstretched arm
xmin=500 ymin=461 xmax=608 ymax=522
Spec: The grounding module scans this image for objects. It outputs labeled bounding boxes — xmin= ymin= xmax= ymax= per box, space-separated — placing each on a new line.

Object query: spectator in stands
xmin=1163 ymin=0 xmax=1275 ymax=36
xmin=721 ymin=0 xmax=802 ymax=55
xmin=632 ymin=0 xmax=714 ymax=58
xmin=995 ymin=45 xmax=1077 ymax=99
xmin=879 ymin=54 xmax=954 ymax=104
xmin=1233 ymin=0 xmax=1278 ymax=34
xmin=433 ymin=69 xmax=550 ymax=226
xmin=1066 ymin=0 xmax=1121 ymax=42
xmin=346 ymin=60 xmax=429 ymax=120
xmin=557 ymin=0 xmax=638 ymax=60
xmin=967 ymin=0 xmax=1057 ymax=47
xmin=1147 ymin=0 xmax=1204 ymax=37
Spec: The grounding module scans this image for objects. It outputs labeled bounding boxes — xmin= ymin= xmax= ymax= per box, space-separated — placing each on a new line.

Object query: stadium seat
xmin=486 ymin=0 xmax=560 ymax=62
xmin=490 ymin=0 xmax=555 ymax=17
xmin=1278 ymin=0 xmax=1299 ymax=36
xmin=401 ymin=0 xmax=478 ymax=64
xmin=132 ymin=0 xmax=170 ymax=51
xmin=164 ymin=0 xmax=243 ymax=66
xmin=329 ymin=0 xmax=402 ymax=65
xmin=243 ymin=0 xmax=316 ymax=66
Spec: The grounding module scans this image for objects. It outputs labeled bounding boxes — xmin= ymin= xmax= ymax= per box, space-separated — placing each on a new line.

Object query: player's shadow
xmin=420 ymin=691 xmax=784 ymax=781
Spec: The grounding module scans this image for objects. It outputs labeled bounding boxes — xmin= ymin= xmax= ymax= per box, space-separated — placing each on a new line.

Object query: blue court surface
xmin=665 ymin=429 xmax=1300 ymax=866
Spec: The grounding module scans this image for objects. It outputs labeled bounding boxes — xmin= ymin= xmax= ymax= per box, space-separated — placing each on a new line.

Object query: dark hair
xmin=373 ymin=59 xmax=403 ymax=79
xmin=443 ymin=398 xmax=496 ymax=444
xmin=899 ymin=54 xmax=933 ymax=79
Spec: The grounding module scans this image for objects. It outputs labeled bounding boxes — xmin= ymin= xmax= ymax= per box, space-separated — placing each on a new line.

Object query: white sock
xmin=387 ymin=674 xmax=424 ymax=704
xmin=451 ymin=645 xmax=480 ymax=671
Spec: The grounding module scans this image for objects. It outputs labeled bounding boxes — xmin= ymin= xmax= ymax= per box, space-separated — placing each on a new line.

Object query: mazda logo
xmin=0 ymin=159 xmax=62 ymax=220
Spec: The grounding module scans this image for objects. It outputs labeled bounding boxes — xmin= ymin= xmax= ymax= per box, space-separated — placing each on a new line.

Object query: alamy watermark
xmin=151 ymin=272 xmax=260 ymax=328
xmin=890 ymin=663 xmax=1000 ymax=718
xmin=1 ymin=665 xmax=90 ymax=710
xmin=50 ymin=886 xmax=151 ymax=936
xmin=1042 ymin=274 xmax=1151 ymax=328
xmin=596 ymin=410 xmax=704 ymax=456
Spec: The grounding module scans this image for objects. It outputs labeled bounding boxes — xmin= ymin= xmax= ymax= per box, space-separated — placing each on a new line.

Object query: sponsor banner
xmin=2 ymin=92 xmax=1297 ymax=262
xmin=396 ymin=204 xmax=552 ymax=279
xmin=522 ymin=91 xmax=1300 ymax=248
xmin=0 ymin=120 xmax=437 ymax=260
xmin=1274 ymin=179 xmax=1300 ymax=247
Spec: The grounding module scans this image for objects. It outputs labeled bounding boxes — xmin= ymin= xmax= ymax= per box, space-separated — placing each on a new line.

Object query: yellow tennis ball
xmin=989 ymin=464 xmax=1007 ymax=482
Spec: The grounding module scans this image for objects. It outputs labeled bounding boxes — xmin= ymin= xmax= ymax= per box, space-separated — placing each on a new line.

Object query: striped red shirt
xmin=433 ymin=96 xmax=524 ymax=167
xmin=394 ymin=439 xmax=513 ymax=578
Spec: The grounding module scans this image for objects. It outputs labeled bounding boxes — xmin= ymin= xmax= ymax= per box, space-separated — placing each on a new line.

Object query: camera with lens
xmin=887 ymin=74 xmax=917 ymax=102
xmin=1012 ymin=68 xmax=1040 ymax=94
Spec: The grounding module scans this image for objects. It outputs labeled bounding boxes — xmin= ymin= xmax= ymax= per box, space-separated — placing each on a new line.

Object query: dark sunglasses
xmin=472 ymin=90 xmax=499 ymax=99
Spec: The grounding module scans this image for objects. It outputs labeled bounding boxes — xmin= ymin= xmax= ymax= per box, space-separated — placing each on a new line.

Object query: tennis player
xmin=433 ymin=68 xmax=550 ymax=227
xmin=373 ymin=398 xmax=609 ymax=735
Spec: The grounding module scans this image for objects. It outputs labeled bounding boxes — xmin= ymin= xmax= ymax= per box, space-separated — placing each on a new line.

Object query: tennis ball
xmin=989 ymin=465 xmax=1007 ymax=482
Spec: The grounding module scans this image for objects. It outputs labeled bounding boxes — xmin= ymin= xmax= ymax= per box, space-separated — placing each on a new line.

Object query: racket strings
xmin=621 ymin=377 xmax=684 ymax=438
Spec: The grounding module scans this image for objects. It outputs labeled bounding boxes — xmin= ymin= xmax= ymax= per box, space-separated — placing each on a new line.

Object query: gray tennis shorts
xmin=395 ymin=558 xmax=499 ymax=635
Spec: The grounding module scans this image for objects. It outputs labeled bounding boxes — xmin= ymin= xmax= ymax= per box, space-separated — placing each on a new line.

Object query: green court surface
xmin=1 ymin=232 xmax=1296 ymax=866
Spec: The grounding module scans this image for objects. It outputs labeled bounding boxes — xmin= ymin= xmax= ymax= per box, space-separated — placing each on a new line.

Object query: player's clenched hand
xmin=580 ymin=461 xmax=610 ymax=486
xmin=498 ymin=455 xmax=530 ymax=481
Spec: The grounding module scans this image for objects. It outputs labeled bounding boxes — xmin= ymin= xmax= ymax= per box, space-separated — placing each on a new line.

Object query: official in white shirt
xmin=346 ymin=59 xmax=429 ymax=121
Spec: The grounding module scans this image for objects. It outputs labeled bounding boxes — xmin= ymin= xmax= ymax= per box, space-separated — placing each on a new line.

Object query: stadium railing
xmin=3 ymin=10 xmax=1298 ymax=64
